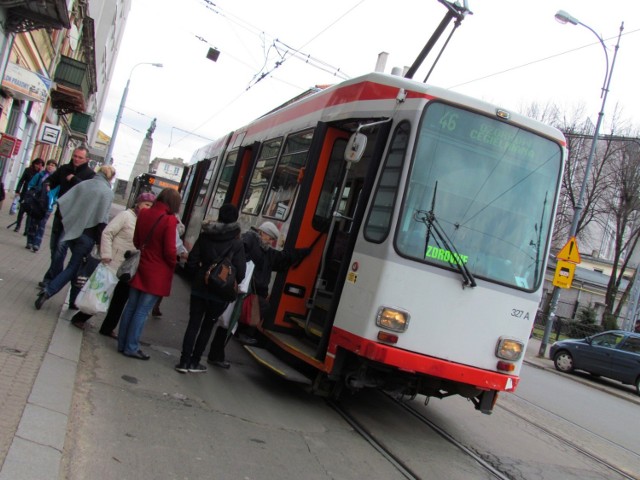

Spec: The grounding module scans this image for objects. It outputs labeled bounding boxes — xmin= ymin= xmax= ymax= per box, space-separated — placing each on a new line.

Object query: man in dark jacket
xmin=40 ymin=146 xmax=95 ymax=289
xmin=175 ymin=204 xmax=246 ymax=374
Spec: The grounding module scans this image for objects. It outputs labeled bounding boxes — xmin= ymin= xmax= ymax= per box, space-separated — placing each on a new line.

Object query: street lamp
xmin=539 ymin=12 xmax=624 ymax=356
xmin=104 ymin=62 xmax=163 ymax=165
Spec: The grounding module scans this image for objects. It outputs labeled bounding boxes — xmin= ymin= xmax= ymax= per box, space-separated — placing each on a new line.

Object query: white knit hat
xmin=258 ymin=221 xmax=279 ymax=240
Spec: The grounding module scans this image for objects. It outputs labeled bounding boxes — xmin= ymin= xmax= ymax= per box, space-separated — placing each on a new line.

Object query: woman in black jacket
xmin=175 ymin=204 xmax=246 ymax=373
xmin=13 ymin=158 xmax=44 ymax=233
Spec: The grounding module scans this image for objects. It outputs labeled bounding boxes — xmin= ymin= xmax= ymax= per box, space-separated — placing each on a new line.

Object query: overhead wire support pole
xmin=539 ymin=14 xmax=624 ymax=357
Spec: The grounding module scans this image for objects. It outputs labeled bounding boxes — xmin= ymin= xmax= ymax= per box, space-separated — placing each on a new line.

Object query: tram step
xmin=286 ymin=314 xmax=323 ymax=338
xmin=243 ymin=346 xmax=312 ymax=385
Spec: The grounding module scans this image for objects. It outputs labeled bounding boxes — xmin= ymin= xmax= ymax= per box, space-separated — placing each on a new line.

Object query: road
xmin=57 ymin=270 xmax=640 ymax=479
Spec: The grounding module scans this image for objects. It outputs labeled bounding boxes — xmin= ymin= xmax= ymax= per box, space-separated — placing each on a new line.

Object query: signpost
xmin=552 ymin=236 xmax=581 ymax=289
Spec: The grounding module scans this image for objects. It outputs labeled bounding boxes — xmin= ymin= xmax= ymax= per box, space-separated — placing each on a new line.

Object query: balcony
xmin=50 ymin=56 xmax=90 ymax=114
xmin=69 ymin=112 xmax=93 ymax=136
xmin=1 ymin=0 xmax=70 ymax=33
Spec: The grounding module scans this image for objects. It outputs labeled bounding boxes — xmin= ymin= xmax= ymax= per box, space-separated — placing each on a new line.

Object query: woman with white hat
xmin=206 ymin=220 xmax=310 ymax=368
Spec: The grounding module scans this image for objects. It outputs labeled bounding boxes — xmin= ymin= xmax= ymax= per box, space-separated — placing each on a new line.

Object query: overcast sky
xmin=98 ymin=0 xmax=640 ymax=180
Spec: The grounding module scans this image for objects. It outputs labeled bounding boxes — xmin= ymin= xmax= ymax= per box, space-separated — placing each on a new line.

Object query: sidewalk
xmin=0 ymin=203 xmax=122 ymax=479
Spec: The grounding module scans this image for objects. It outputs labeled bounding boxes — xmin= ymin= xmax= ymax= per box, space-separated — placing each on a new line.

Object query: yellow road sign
xmin=556 ymin=237 xmax=581 ymax=264
xmin=553 ymin=260 xmax=576 ymax=289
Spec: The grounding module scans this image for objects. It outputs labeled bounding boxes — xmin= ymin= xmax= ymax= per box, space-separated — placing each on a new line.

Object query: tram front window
xmin=396 ymin=103 xmax=562 ymax=291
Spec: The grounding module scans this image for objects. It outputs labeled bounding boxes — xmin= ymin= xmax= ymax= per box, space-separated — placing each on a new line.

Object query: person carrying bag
xmin=175 ymin=204 xmax=246 ymax=374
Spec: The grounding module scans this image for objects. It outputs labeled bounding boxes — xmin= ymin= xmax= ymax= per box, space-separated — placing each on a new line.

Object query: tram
xmin=126 ymin=172 xmax=180 ymax=208
xmin=178 ymin=71 xmax=565 ymax=414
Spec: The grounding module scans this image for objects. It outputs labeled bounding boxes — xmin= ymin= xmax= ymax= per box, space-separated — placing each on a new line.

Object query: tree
xmin=603 ymin=139 xmax=640 ymax=321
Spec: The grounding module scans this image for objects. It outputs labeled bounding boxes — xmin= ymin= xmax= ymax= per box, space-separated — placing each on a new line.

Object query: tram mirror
xmin=345 ymin=132 xmax=367 ymax=163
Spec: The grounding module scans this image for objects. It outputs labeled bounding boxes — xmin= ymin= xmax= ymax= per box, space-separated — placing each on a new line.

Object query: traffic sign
xmin=553 ymin=260 xmax=576 ymax=289
xmin=556 ymin=237 xmax=581 ymax=264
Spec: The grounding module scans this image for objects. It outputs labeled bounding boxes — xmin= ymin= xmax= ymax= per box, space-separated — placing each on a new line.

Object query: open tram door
xmin=248 ymin=120 xmax=392 ymax=392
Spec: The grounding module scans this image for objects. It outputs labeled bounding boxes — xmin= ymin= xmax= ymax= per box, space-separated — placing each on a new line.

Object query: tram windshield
xmin=397 ymin=103 xmax=562 ymax=291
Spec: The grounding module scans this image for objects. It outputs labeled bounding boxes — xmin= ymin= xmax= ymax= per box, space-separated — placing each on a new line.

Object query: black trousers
xmin=208 ymin=327 xmax=228 ymax=362
xmin=180 ymin=294 xmax=227 ymax=365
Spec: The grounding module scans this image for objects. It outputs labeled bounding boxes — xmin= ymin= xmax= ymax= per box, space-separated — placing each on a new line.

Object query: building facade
xmin=149 ymin=156 xmax=185 ymax=183
xmin=0 ymin=0 xmax=130 ymax=193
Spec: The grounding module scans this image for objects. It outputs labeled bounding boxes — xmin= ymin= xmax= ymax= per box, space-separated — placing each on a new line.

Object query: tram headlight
xmin=376 ymin=306 xmax=410 ymax=332
xmin=495 ymin=337 xmax=524 ymax=361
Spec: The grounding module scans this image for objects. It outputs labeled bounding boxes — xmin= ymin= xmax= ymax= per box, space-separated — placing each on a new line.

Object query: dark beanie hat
xmin=218 ymin=203 xmax=239 ymax=224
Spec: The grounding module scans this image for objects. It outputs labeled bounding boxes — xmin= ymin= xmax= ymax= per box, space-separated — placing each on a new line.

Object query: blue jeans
xmin=43 ymin=214 xmax=68 ymax=283
xmin=118 ymin=288 xmax=159 ymax=355
xmin=44 ymin=234 xmax=95 ymax=297
xmin=27 ymin=211 xmax=51 ymax=249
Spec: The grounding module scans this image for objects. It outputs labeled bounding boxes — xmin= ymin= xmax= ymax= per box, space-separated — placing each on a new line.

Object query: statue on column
xmin=146 ymin=118 xmax=157 ymax=139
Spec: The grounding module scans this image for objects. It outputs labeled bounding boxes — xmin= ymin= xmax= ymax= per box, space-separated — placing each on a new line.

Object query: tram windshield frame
xmin=396 ymin=102 xmax=563 ymax=291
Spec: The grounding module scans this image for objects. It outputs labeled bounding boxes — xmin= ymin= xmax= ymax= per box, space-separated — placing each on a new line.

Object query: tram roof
xmin=189 ymin=72 xmax=566 ymax=164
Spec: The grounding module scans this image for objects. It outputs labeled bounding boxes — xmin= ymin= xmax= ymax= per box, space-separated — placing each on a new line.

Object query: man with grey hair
xmin=39 ymin=146 xmax=95 ymax=290
xmin=36 ymin=165 xmax=116 ymax=310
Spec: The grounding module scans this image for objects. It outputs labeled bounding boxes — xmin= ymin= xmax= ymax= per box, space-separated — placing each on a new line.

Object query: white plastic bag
xmin=75 ymin=263 xmax=118 ymax=315
xmin=9 ymin=196 xmax=19 ymax=215
xmin=238 ymin=260 xmax=254 ymax=294
xmin=219 ymin=300 xmax=236 ymax=329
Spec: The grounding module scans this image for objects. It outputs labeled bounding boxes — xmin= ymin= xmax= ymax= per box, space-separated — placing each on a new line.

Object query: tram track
xmin=328 ymin=399 xmax=421 ymax=480
xmin=496 ymin=402 xmax=639 ymax=480
xmin=330 ymin=390 xmax=638 ymax=480
xmin=391 ymin=393 xmax=638 ymax=480
xmin=328 ymin=395 xmax=511 ymax=480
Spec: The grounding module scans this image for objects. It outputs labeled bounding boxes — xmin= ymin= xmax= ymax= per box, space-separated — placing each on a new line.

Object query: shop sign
xmin=1 ymin=62 xmax=52 ymax=103
xmin=0 ymin=134 xmax=17 ymax=157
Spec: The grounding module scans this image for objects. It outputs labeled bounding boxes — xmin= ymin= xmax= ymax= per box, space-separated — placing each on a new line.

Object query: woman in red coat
xmin=117 ymin=188 xmax=180 ymax=359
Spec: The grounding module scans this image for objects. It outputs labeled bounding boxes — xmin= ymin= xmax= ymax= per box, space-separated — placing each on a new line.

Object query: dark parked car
xmin=549 ymin=330 xmax=640 ymax=395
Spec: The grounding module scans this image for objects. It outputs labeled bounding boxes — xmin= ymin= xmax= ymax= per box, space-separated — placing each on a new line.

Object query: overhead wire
xmin=163 ymin=0 xmax=364 ymax=152
xmin=448 ymin=28 xmax=639 ymax=90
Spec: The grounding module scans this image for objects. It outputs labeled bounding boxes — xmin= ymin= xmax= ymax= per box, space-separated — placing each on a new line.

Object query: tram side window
xmin=364 ymin=121 xmax=410 ymax=243
xmin=209 ymin=150 xmax=238 ymax=213
xmin=242 ymin=138 xmax=282 ymax=215
xmin=180 ymin=168 xmax=195 ymax=206
xmin=262 ymin=130 xmax=313 ymax=220
xmin=196 ymin=158 xmax=217 ymax=207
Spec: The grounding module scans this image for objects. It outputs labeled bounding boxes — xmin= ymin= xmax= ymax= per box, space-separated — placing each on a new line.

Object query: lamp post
xmin=539 ymin=12 xmax=624 ymax=357
xmin=104 ymin=62 xmax=163 ymax=165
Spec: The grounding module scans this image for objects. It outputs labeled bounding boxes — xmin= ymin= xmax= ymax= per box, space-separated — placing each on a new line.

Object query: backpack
xmin=204 ymin=245 xmax=238 ymax=301
xmin=21 ymin=187 xmax=49 ymax=220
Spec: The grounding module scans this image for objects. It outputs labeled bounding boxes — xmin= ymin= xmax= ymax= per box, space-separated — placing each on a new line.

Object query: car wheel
xmin=553 ymin=350 xmax=574 ymax=373
xmin=635 ymin=376 xmax=640 ymax=396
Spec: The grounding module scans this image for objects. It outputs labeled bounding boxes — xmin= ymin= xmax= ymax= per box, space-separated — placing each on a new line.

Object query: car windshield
xmin=396 ymin=103 xmax=562 ymax=290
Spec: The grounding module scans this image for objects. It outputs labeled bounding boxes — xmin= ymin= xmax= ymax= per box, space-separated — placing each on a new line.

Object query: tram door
xmin=271 ymin=125 xmax=384 ymax=359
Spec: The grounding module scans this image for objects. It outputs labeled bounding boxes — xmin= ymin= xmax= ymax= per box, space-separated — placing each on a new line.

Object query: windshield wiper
xmin=415 ymin=183 xmax=476 ymax=288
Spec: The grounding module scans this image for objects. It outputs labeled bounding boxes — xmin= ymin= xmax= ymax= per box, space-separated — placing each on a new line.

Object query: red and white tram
xmin=178 ymin=72 xmax=565 ymax=413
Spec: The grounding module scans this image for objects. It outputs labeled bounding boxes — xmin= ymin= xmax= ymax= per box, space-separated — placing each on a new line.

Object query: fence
xmin=533 ymin=310 xmax=604 ymax=341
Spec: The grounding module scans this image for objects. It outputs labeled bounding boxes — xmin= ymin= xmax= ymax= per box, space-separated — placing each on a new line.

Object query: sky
xmin=98 ymin=0 xmax=640 ymax=180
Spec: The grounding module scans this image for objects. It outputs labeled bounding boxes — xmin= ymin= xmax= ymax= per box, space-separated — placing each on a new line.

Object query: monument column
xmin=123 ymin=118 xmax=156 ymax=203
